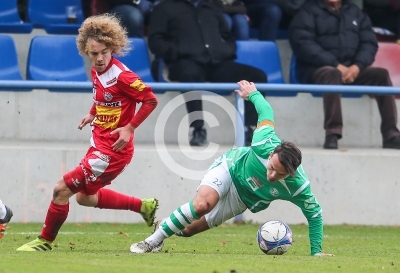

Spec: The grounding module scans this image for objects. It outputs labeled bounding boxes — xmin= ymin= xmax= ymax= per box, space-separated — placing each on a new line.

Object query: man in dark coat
xmin=289 ymin=0 xmax=400 ymax=149
xmin=148 ymin=0 xmax=267 ymax=146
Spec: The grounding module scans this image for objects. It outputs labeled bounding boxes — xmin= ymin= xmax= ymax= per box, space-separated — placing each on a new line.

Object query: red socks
xmin=40 ymin=189 xmax=141 ymax=242
xmin=96 ymin=188 xmax=142 ymax=212
xmin=40 ymin=201 xmax=69 ymax=242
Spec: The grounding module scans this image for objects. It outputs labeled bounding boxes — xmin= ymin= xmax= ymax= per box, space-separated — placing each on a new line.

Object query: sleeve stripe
xmin=257 ymin=120 xmax=274 ymax=128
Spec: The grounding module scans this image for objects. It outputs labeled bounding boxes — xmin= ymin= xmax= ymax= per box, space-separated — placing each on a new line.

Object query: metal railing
xmin=2 ymin=80 xmax=400 ymax=94
xmin=2 ymin=80 xmax=400 ymax=146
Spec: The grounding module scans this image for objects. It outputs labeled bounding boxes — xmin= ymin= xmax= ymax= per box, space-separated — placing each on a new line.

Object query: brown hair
xmin=273 ymin=141 xmax=302 ymax=177
xmin=76 ymin=13 xmax=131 ymax=56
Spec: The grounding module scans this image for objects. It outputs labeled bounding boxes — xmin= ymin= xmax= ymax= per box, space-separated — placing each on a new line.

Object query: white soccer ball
xmin=257 ymin=220 xmax=293 ymax=255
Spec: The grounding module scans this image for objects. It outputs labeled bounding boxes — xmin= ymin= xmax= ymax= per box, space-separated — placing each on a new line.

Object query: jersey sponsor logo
xmin=96 ymin=115 xmax=118 ymax=123
xmin=94 ymin=106 xmax=121 ymax=129
xmin=103 ymin=92 xmax=113 ymax=101
xmin=304 ymin=196 xmax=318 ymax=209
xmin=106 ymin=77 xmax=117 ymax=85
xmin=130 ymin=79 xmax=146 ymax=91
xmin=270 ymin=188 xmax=279 ymax=197
xmin=246 ymin=176 xmax=262 ymax=191
xmin=92 ymin=150 xmax=111 ymax=163
xmin=252 ymin=176 xmax=263 ymax=187
xmin=93 ymin=99 xmax=122 ymax=107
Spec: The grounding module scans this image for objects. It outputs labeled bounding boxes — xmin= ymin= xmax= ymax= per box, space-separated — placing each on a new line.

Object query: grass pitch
xmin=0 ymin=222 xmax=399 ymax=273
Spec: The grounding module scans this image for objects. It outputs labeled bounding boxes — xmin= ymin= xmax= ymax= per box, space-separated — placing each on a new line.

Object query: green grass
xmin=0 ymin=223 xmax=399 ymax=273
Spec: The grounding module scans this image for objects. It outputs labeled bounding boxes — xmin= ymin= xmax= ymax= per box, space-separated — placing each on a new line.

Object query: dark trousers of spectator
xmin=311 ymin=66 xmax=400 ymax=141
xmin=168 ymin=59 xmax=267 ymax=128
xmin=244 ymin=0 xmax=282 ymax=41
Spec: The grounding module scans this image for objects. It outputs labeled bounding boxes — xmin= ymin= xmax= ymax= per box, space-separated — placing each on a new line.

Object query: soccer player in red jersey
xmin=17 ymin=13 xmax=159 ymax=251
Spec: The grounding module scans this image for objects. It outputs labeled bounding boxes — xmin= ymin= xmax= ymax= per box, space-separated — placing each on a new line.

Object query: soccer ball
xmin=257 ymin=220 xmax=293 ymax=255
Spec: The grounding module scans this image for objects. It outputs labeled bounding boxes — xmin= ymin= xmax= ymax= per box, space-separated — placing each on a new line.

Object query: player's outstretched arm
xmin=235 ymin=80 xmax=274 ymax=123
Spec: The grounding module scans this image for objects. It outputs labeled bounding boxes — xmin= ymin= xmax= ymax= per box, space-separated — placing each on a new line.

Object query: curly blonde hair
xmin=76 ymin=13 xmax=131 ymax=56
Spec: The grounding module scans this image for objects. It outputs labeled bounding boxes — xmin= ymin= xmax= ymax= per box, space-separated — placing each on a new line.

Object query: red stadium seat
xmin=372 ymin=43 xmax=400 ymax=87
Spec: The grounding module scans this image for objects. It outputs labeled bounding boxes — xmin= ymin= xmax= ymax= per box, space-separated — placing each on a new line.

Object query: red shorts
xmin=63 ymin=147 xmax=132 ymax=195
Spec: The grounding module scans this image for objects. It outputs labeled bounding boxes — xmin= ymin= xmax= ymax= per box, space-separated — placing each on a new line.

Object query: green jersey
xmin=225 ymin=91 xmax=323 ymax=255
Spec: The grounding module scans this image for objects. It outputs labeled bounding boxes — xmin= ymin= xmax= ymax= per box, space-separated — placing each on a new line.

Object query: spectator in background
xmin=363 ymin=0 xmax=400 ymax=44
xmin=276 ymin=0 xmax=307 ymax=29
xmin=148 ymin=0 xmax=267 ymax=146
xmin=289 ymin=0 xmax=400 ymax=150
xmin=212 ymin=0 xmax=249 ymax=40
xmin=276 ymin=0 xmax=363 ymax=30
xmin=17 ymin=0 xmax=28 ymax=21
xmin=242 ymin=0 xmax=282 ymax=41
xmin=87 ymin=0 xmax=157 ymax=37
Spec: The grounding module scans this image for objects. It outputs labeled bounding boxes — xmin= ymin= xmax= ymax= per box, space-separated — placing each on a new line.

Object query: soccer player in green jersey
xmin=130 ymin=80 xmax=334 ymax=256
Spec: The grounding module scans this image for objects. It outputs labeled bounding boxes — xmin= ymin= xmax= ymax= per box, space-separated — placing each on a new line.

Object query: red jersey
xmin=89 ymin=57 xmax=157 ymax=157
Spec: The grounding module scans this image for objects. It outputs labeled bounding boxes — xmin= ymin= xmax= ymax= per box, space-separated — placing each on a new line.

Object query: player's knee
xmin=193 ymin=199 xmax=212 ymax=215
xmin=75 ymin=193 xmax=86 ymax=206
xmin=179 ymin=229 xmax=193 ymax=237
xmin=75 ymin=193 xmax=95 ymax=207
xmin=52 ymin=179 xmax=73 ymax=204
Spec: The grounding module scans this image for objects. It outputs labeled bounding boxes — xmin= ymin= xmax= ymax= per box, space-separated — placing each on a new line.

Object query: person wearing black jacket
xmin=148 ymin=0 xmax=267 ymax=146
xmin=289 ymin=0 xmax=400 ymax=149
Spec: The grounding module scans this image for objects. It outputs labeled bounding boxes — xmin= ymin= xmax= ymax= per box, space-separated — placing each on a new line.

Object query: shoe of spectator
xmin=189 ymin=127 xmax=207 ymax=146
xmin=323 ymin=135 xmax=338 ymax=149
xmin=0 ymin=206 xmax=13 ymax=239
xmin=383 ymin=135 xmax=400 ymax=149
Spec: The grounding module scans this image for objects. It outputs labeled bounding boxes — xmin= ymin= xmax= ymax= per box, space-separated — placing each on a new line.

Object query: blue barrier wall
xmin=1 ymin=81 xmax=400 ymax=94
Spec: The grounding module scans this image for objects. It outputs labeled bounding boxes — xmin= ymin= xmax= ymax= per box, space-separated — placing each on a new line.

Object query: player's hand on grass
xmin=78 ymin=114 xmax=95 ymax=130
xmin=314 ymin=253 xmax=334 ymax=257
